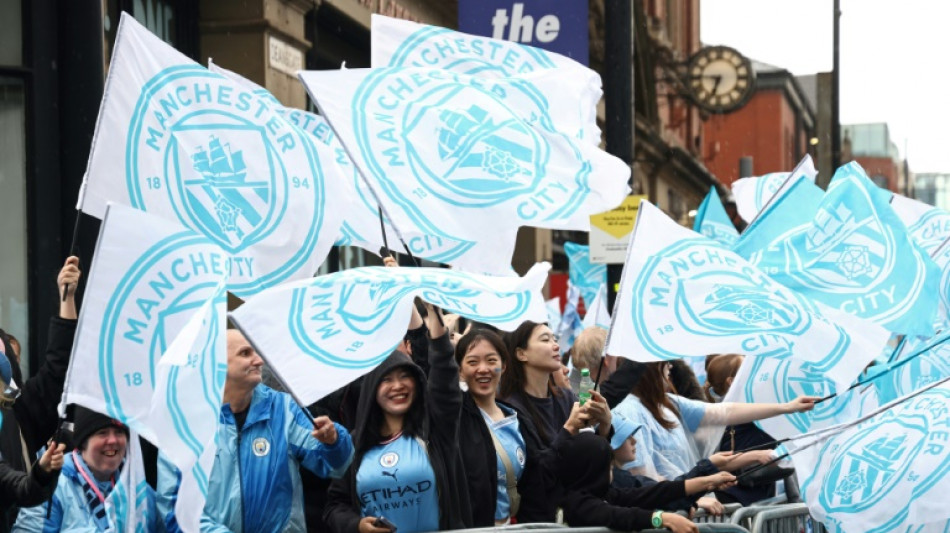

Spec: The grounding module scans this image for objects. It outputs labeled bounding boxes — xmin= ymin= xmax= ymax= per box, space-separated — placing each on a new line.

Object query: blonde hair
xmin=572 ymin=327 xmax=607 ymax=371
xmin=0 ymin=378 xmax=13 ymax=409
xmin=704 ymin=354 xmax=743 ymax=402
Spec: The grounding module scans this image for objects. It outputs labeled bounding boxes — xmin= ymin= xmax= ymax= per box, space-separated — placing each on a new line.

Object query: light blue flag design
xmin=77 ymin=14 xmax=344 ymax=298
xmin=607 ymin=201 xmax=890 ymax=388
xmin=891 ymin=193 xmax=950 ymax=256
xmin=930 ymin=240 xmax=950 ymax=329
xmin=736 ymin=162 xmax=940 ymax=338
xmin=582 ymin=284 xmax=611 ymax=330
xmin=105 ymin=431 xmax=158 ymax=533
xmin=545 ymin=297 xmax=562 ymax=334
xmin=731 ymin=154 xmax=818 ymax=224
xmin=557 ymin=284 xmax=584 ymax=355
xmin=694 ymin=187 xmax=739 ymax=248
xmin=795 ymin=378 xmax=950 ymax=533
xmin=62 ymin=203 xmax=228 ymax=533
xmin=870 ymin=331 xmax=950 ymax=405
xmin=230 ymin=262 xmax=551 ymax=405
xmin=298 ymin=66 xmax=630 ymax=277
xmin=371 ymin=14 xmax=602 ymax=144
xmin=565 ymin=241 xmax=607 ymax=307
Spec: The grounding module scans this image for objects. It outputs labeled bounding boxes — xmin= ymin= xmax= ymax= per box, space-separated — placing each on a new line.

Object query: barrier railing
xmin=452 ymin=523 xmax=751 ymax=533
xmin=730 ymin=503 xmax=827 ymax=533
xmin=692 ymin=503 xmax=743 ymax=523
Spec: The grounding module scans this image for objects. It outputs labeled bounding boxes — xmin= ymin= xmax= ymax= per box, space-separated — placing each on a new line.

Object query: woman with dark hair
xmin=455 ymin=329 xmax=554 ymax=525
xmin=613 ymin=361 xmax=816 ymax=482
xmin=323 ymin=307 xmax=471 ymax=533
xmin=498 ymin=321 xmax=611 ymax=447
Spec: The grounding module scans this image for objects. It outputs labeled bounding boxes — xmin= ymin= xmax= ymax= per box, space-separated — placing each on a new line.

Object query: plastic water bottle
xmin=578 ymin=368 xmax=594 ymax=406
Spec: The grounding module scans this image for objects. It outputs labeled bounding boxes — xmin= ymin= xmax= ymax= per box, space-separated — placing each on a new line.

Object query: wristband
xmin=651 ymin=510 xmax=664 ymax=528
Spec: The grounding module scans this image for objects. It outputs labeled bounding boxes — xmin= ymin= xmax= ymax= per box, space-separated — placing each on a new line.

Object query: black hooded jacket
xmin=555 ymin=432 xmax=687 ymax=531
xmin=323 ymin=333 xmax=472 ymax=532
xmin=0 ymin=318 xmax=76 ymax=532
xmin=458 ymin=393 xmax=557 ymax=525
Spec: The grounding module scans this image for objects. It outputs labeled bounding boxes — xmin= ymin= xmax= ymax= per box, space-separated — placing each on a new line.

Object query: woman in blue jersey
xmin=455 ymin=328 xmax=556 ymax=526
xmin=324 ymin=307 xmax=471 ymax=533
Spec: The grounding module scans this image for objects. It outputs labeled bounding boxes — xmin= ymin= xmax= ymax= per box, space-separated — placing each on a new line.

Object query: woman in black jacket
xmin=455 ymin=329 xmax=556 ymax=525
xmin=323 ymin=307 xmax=471 ymax=533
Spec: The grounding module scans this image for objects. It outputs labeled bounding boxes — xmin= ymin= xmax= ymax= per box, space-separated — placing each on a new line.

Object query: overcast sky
xmin=702 ymin=0 xmax=950 ymax=173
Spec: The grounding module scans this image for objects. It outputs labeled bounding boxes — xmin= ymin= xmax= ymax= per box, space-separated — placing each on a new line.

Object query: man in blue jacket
xmin=157 ymin=329 xmax=354 ymax=532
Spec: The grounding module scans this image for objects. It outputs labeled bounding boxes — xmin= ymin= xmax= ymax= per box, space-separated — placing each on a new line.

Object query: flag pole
xmin=62 ymin=212 xmax=83 ymax=302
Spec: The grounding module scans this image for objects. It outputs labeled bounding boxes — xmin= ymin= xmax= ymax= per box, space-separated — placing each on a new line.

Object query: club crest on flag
xmin=351 ymin=69 xmax=590 ymax=223
xmin=808 ymin=387 xmax=950 ymax=532
xmin=126 ymin=67 xmax=324 ymax=288
xmin=633 ymin=239 xmax=810 ymax=360
xmin=382 ymin=25 xmax=558 ymax=75
xmin=98 ymin=232 xmax=228 ymax=421
xmin=878 ymin=340 xmax=950 ymax=404
xmin=744 ymin=356 xmax=854 ymax=434
xmin=904 ymin=206 xmax=950 ymax=254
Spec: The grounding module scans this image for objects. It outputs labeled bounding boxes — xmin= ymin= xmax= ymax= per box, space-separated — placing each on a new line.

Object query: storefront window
xmin=0 ymin=1 xmax=22 ymax=66
xmin=0 ymin=76 xmax=29 ymax=375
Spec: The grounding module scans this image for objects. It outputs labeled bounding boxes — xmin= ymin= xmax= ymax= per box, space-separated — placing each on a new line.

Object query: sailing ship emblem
xmin=675 ymin=279 xmax=802 ymax=336
xmin=403 ymin=88 xmax=544 ymax=206
xmin=177 ymin=133 xmax=273 ymax=252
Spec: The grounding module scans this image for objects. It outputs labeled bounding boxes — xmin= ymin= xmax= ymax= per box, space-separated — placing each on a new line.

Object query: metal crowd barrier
xmin=729 ymin=503 xmax=828 ymax=533
xmin=451 ymin=523 xmax=751 ymax=533
xmin=692 ymin=503 xmax=743 ymax=523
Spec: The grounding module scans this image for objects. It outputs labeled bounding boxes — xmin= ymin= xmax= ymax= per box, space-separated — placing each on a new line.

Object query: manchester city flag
xmin=565 ymin=241 xmax=606 ymax=307
xmin=582 ymin=284 xmax=611 ymax=330
xmin=607 ymin=200 xmax=890 ymax=387
xmin=370 ymin=14 xmax=602 ymax=144
xmin=229 ymin=262 xmax=551 ymax=405
xmin=736 ymin=162 xmax=940 ymax=337
xmin=298 ymin=66 xmax=630 ymax=273
xmin=731 ymin=154 xmax=818 ymax=224
xmin=77 ymin=14 xmax=344 ymax=298
xmin=557 ymin=284 xmax=585 ymax=355
xmin=890 ymin=192 xmax=950 ymax=256
xmin=693 ymin=187 xmax=739 ymax=248
xmin=209 ymin=60 xmax=516 ymax=275
xmin=794 ymin=378 xmax=950 ymax=533
xmin=62 ymin=203 xmax=227 ymax=533
xmin=105 ymin=431 xmax=158 ymax=533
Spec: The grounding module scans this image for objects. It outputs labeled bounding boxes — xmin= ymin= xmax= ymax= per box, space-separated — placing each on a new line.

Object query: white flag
xmin=794 ymin=379 xmax=950 ymax=532
xmin=582 ymin=284 xmax=610 ymax=330
xmin=370 ymin=14 xmax=602 ymax=143
xmin=230 ymin=263 xmax=551 ymax=405
xmin=731 ymin=154 xmax=818 ymax=224
xmin=299 ymin=66 xmax=629 ymax=273
xmin=890 ymin=192 xmax=950 ymax=255
xmin=105 ymin=432 xmax=157 ymax=533
xmin=545 ymin=297 xmax=562 ymax=334
xmin=77 ymin=14 xmax=343 ymax=297
xmin=62 ymin=203 xmax=227 ymax=533
xmin=607 ymin=201 xmax=889 ymax=387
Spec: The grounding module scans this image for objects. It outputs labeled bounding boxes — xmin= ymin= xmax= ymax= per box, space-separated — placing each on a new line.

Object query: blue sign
xmin=458 ymin=0 xmax=589 ymax=65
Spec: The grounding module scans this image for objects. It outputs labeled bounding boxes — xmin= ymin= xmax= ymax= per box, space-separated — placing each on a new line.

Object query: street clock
xmin=686 ymin=45 xmax=755 ymax=113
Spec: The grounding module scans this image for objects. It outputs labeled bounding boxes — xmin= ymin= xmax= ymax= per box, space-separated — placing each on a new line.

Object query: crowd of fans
xmin=0 ymin=257 xmax=816 ymax=532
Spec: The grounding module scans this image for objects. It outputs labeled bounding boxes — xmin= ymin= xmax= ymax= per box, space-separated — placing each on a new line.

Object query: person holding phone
xmin=323 ymin=305 xmax=471 ymax=533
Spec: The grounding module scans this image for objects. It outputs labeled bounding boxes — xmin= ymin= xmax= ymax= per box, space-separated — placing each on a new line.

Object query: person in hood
xmin=324 ymin=305 xmax=472 ymax=533
xmin=555 ymin=432 xmax=735 ymax=533
xmin=1 ymin=257 xmax=80 ymax=532
xmin=13 ymin=406 xmax=160 ymax=532
xmin=156 ymin=328 xmax=354 ymax=532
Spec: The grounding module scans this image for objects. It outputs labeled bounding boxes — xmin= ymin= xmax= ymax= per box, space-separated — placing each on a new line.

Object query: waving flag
xmin=607 ymin=201 xmax=889 ymax=386
xmin=76 ymin=14 xmax=343 ymax=297
xmin=582 ymin=284 xmax=610 ymax=330
xmin=565 ymin=241 xmax=607 ymax=307
xmin=890 ymin=193 xmax=950 ymax=255
xmin=693 ymin=187 xmax=739 ymax=247
xmin=736 ymin=162 xmax=940 ymax=337
xmin=106 ymin=431 xmax=158 ymax=533
xmin=62 ymin=203 xmax=227 ymax=533
xmin=299 ymin=66 xmax=629 ymax=273
xmin=230 ymin=263 xmax=550 ymax=405
xmin=545 ymin=297 xmax=562 ymax=333
xmin=370 ymin=14 xmax=601 ymax=143
xmin=870 ymin=331 xmax=950 ymax=405
xmin=557 ymin=284 xmax=584 ymax=355
xmin=731 ymin=154 xmax=818 ymax=224
xmin=794 ymin=379 xmax=950 ymax=533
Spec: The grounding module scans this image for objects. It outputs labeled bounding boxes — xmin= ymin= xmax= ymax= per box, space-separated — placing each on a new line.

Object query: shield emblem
xmin=169 ymin=125 xmax=278 ymax=253
xmin=676 ymin=273 xmax=804 ymax=336
xmin=403 ymin=85 xmax=544 ymax=206
xmin=820 ymin=419 xmax=925 ymax=512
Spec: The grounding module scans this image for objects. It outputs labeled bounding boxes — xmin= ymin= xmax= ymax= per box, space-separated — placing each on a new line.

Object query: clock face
xmin=687 ymin=46 xmax=755 ymax=113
